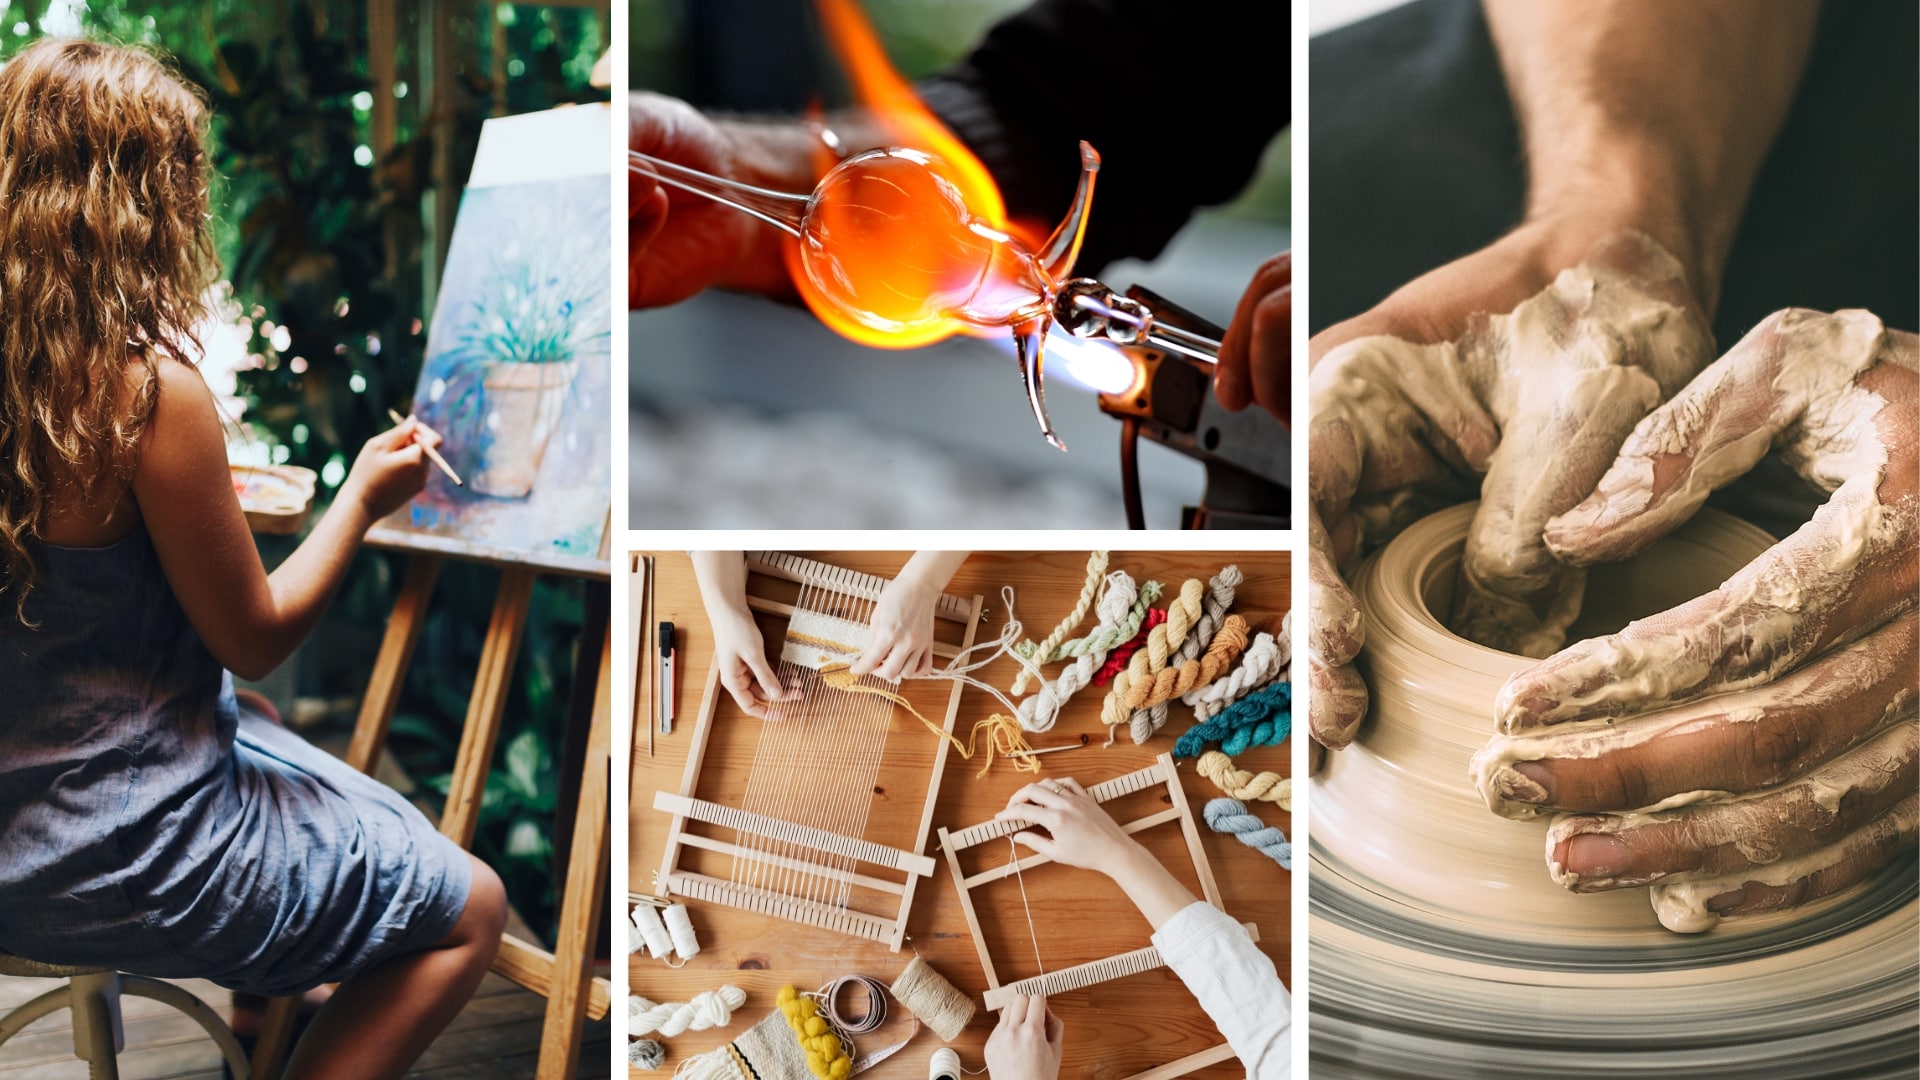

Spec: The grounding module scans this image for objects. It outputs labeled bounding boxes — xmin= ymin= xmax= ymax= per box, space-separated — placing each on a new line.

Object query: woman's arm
xmin=132 ymin=358 xmax=433 ymax=680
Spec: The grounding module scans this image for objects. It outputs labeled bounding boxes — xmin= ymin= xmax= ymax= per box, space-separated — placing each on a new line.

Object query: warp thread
xmin=1011 ymin=570 xmax=1164 ymax=696
xmin=890 ymin=955 xmax=975 ymax=1042
xmin=813 ymin=588 xmax=1043 ymax=775
xmin=630 ymin=1039 xmax=667 ymax=1070
xmin=1094 ymin=607 xmax=1165 ymax=686
xmin=1123 ymin=566 xmax=1244 ymax=743
xmin=1100 ymin=577 xmax=1206 ymax=738
xmin=1186 ymin=624 xmax=1287 ymax=720
xmin=1011 ymin=551 xmax=1109 ymax=679
xmin=1204 ymin=798 xmax=1291 ymax=869
xmin=631 ymin=985 xmax=747 ymax=1037
xmin=632 ymin=903 xmax=672 ymax=958
xmin=777 ymin=985 xmax=853 ymax=1080
xmin=1174 ymin=680 xmax=1290 ymax=758
xmin=664 ymin=903 xmax=701 ymax=961
xmin=1196 ymin=750 xmax=1291 ymax=810
xmin=1015 ymin=574 xmax=1162 ymax=732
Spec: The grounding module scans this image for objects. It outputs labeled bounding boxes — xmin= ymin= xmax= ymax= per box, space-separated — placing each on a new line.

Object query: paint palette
xmin=231 ymin=463 xmax=316 ymax=536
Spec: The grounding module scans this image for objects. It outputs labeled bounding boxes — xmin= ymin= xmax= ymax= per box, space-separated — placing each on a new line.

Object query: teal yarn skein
xmin=1204 ymin=798 xmax=1290 ymax=869
xmin=1174 ymin=680 xmax=1289 ymax=757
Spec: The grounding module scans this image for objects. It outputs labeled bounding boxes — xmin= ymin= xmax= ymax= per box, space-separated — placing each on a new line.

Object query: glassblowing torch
xmin=1052 ymin=279 xmax=1289 ymax=529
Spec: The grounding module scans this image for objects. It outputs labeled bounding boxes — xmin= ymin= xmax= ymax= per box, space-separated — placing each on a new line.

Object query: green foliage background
xmin=1 ymin=0 xmax=608 ymax=942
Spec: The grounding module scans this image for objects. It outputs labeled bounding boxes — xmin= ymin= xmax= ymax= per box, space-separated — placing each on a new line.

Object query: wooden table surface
xmin=630 ymin=551 xmax=1291 ymax=1080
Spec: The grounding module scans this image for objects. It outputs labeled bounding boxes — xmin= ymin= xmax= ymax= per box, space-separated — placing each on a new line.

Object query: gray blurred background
xmin=630 ymin=0 xmax=1290 ymax=528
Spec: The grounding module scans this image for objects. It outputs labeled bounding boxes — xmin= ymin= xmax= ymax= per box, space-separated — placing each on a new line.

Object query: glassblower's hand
xmin=1216 ymin=251 xmax=1292 ymax=420
xmin=1471 ymin=308 xmax=1919 ymax=932
xmin=1306 ymin=230 xmax=1713 ymax=751
xmin=629 ymin=91 xmax=794 ymax=309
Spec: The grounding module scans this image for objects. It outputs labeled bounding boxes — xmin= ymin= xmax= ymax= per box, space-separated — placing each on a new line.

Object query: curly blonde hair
xmin=0 ymin=39 xmax=217 ymax=616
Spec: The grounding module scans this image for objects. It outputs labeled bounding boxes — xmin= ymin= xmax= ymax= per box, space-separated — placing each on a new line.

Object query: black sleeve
xmin=918 ymin=0 xmax=1290 ymax=273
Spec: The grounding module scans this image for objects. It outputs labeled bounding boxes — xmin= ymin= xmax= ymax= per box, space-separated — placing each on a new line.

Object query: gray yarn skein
xmin=629 ymin=1039 xmax=666 ymax=1070
xmin=1128 ymin=565 xmax=1242 ymax=743
xmin=1204 ymin=797 xmax=1290 ymax=869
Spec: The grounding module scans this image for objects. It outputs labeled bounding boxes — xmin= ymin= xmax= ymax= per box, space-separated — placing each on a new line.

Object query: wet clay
xmin=1308 ymin=502 xmax=1920 ymax=1074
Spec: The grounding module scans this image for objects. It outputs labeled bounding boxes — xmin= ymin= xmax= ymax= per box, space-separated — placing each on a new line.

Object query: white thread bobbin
xmin=929 ymin=1047 xmax=962 ymax=1080
xmin=632 ymin=903 xmax=673 ymax=959
xmin=663 ymin=902 xmax=702 ymax=961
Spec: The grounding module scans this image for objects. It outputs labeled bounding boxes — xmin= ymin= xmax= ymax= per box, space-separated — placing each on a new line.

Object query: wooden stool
xmin=0 ymin=950 xmax=251 ymax=1079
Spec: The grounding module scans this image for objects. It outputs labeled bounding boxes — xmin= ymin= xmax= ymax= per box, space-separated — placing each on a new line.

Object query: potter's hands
xmin=1472 ymin=309 xmax=1919 ymax=932
xmin=1215 ymin=251 xmax=1291 ymax=420
xmin=1307 ymin=229 xmax=1713 ymax=751
xmin=629 ymin=91 xmax=796 ymax=309
xmin=984 ymin=995 xmax=1064 ymax=1080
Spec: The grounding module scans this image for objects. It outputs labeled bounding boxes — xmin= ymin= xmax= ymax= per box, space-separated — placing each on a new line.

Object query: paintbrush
xmin=386 ymin=408 xmax=464 ymax=487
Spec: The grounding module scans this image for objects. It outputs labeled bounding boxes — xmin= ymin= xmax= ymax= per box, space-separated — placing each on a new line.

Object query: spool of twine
xmin=664 ymin=902 xmax=702 ymax=961
xmin=929 ymin=1046 xmax=963 ymax=1080
xmin=890 ymin=956 xmax=975 ymax=1042
xmin=632 ymin=903 xmax=673 ymax=959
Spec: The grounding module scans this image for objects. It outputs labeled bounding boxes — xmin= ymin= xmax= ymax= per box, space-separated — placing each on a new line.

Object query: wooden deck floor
xmin=0 ymin=969 xmax=611 ymax=1079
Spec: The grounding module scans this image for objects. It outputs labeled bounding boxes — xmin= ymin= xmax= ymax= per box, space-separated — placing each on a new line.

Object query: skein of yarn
xmin=890 ymin=956 xmax=976 ymax=1042
xmin=1012 ymin=551 xmax=1109 ymax=675
xmin=629 ymin=1038 xmax=666 ymax=1070
xmin=1186 ymin=628 xmax=1286 ymax=719
xmin=777 ymin=985 xmax=852 ymax=1080
xmin=664 ymin=902 xmax=702 ymax=960
xmin=1174 ymin=680 xmax=1290 ymax=757
xmin=630 ymin=985 xmax=747 ymax=1037
xmin=1015 ymin=574 xmax=1161 ymax=732
xmin=1204 ymin=798 xmax=1291 ymax=869
xmin=1093 ymin=607 xmax=1166 ymax=686
xmin=1125 ymin=565 xmax=1244 ymax=743
xmin=1197 ymin=750 xmax=1292 ymax=809
xmin=1101 ymin=577 xmax=1207 ymax=736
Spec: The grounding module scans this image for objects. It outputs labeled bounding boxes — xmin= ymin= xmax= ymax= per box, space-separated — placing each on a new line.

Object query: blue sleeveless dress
xmin=0 ymin=525 xmax=471 ymax=996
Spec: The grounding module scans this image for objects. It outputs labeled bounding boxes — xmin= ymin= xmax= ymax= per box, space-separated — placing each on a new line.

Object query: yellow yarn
xmin=1197 ymin=750 xmax=1291 ymax=810
xmin=1102 ymin=578 xmax=1205 ymax=729
xmin=1010 ymin=550 xmax=1109 ymax=694
xmin=778 ymin=986 xmax=852 ymax=1080
xmin=819 ymin=664 xmax=1040 ymax=778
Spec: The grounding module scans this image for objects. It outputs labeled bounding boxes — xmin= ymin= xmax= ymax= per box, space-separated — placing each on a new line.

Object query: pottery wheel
xmin=1309 ymin=504 xmax=1919 ymax=1078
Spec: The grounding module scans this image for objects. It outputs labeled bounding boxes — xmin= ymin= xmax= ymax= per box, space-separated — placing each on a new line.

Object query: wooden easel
xmin=251 ymin=547 xmax=614 ymax=1080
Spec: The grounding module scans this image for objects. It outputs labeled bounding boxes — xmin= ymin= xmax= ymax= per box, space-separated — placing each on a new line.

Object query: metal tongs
xmin=1051 ymin=278 xmax=1223 ymax=364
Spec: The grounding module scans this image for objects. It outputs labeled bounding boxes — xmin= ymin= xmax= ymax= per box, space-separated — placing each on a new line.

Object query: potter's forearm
xmin=1484 ymin=0 xmax=1818 ymax=309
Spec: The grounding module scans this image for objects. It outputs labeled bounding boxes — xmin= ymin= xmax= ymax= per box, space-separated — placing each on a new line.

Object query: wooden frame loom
xmin=654 ymin=552 xmax=984 ymax=951
xmin=937 ymin=752 xmax=1259 ymax=1080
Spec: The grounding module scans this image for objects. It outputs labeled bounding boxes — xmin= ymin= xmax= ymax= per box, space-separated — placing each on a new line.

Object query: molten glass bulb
xmin=799 ymin=148 xmax=1050 ymax=336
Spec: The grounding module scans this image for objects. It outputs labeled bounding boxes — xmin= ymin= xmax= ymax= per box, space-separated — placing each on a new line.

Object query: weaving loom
xmin=937 ymin=753 xmax=1258 ymax=1080
xmin=653 ymin=552 xmax=984 ymax=951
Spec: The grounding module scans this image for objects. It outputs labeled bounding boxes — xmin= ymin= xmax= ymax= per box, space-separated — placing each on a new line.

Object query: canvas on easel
xmin=368 ymin=102 xmax=613 ymax=575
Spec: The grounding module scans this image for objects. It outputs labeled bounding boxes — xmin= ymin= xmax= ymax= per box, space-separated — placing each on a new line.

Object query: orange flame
xmin=784 ymin=0 xmax=1022 ymax=349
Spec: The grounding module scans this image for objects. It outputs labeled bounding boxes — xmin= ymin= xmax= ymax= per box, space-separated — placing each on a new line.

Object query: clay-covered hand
xmin=1215 ymin=251 xmax=1291 ymax=420
xmin=983 ymin=994 xmax=1064 ymax=1080
xmin=709 ymin=605 xmax=794 ymax=720
xmin=1307 ymin=230 xmax=1712 ymax=751
xmin=629 ymin=91 xmax=793 ymax=309
xmin=1471 ymin=308 xmax=1918 ymax=933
